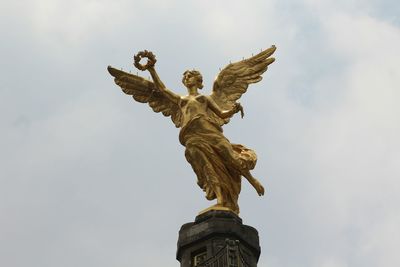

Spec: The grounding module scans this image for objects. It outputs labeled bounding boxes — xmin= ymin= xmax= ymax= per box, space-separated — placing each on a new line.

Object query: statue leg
xmin=215 ymin=142 xmax=263 ymax=197
xmin=217 ymin=142 xmax=246 ymax=170
xmin=241 ymin=169 xmax=265 ymax=196
xmin=185 ymin=143 xmax=230 ymax=206
xmin=214 ymin=185 xmax=224 ymax=205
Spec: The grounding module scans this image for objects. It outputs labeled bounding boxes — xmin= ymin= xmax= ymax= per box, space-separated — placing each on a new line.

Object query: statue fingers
xmin=235 ymin=103 xmax=244 ymax=118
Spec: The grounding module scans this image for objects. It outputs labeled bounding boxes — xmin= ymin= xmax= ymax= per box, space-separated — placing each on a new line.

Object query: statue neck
xmin=188 ymin=87 xmax=199 ymax=96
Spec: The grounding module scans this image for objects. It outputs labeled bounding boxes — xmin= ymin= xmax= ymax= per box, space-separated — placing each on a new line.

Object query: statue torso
xmin=180 ymin=94 xmax=208 ymax=127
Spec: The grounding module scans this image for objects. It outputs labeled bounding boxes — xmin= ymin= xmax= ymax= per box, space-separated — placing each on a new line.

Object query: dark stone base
xmin=177 ymin=210 xmax=260 ymax=267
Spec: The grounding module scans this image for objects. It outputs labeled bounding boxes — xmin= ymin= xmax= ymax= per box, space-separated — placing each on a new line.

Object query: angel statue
xmin=107 ymin=46 xmax=276 ymax=214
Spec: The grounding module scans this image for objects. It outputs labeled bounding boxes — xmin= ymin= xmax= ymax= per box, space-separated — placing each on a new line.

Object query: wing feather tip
xmin=258 ymin=45 xmax=277 ymax=59
xmin=267 ymin=57 xmax=275 ymax=64
xmin=107 ymin=65 xmax=120 ymax=77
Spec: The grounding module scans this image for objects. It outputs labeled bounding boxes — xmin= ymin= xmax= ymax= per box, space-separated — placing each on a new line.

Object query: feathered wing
xmin=209 ymin=45 xmax=276 ymax=125
xmin=107 ymin=66 xmax=182 ymax=127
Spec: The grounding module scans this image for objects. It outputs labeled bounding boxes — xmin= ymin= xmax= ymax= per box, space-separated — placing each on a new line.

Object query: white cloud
xmin=21 ymin=0 xmax=131 ymax=46
xmin=289 ymin=9 xmax=400 ymax=267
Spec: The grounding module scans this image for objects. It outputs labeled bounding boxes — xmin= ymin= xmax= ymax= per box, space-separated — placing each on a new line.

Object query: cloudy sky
xmin=1 ymin=0 xmax=399 ymax=267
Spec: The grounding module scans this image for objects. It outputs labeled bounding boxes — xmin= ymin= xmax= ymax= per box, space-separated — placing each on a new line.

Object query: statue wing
xmin=108 ymin=66 xmax=182 ymax=127
xmin=210 ymin=45 xmax=276 ymax=125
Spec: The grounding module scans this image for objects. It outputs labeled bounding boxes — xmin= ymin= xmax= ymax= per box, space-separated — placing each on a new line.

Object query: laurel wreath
xmin=133 ymin=50 xmax=157 ymax=71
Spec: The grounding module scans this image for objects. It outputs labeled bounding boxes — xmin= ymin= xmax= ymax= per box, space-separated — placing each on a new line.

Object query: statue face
xmin=182 ymin=71 xmax=203 ymax=89
xmin=183 ymin=75 xmax=197 ymax=87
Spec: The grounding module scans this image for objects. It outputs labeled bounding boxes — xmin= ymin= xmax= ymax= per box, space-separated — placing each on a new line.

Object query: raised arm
xmin=147 ymin=67 xmax=180 ymax=105
xmin=207 ymin=96 xmax=244 ymax=119
xmin=133 ymin=50 xmax=180 ymax=105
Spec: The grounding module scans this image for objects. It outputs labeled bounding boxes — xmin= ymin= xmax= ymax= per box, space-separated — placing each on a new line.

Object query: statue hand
xmin=234 ymin=103 xmax=244 ymax=118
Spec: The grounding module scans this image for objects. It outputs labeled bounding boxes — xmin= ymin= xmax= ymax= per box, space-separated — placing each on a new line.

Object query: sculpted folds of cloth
xmin=108 ymin=46 xmax=276 ymax=214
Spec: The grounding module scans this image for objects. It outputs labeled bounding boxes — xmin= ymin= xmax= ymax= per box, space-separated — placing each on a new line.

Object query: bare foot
xmin=253 ymin=179 xmax=265 ymax=196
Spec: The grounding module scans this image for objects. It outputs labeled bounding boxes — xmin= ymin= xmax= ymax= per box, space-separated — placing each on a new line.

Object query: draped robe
xmin=178 ymin=97 xmax=257 ymax=214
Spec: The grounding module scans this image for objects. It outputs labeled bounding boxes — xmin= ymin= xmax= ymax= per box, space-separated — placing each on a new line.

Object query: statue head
xmin=182 ymin=70 xmax=203 ymax=90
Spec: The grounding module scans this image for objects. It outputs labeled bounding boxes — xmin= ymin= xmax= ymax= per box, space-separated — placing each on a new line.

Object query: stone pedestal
xmin=177 ymin=210 xmax=260 ymax=267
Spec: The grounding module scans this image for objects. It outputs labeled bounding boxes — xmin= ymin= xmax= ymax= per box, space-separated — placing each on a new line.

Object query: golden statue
xmin=107 ymin=46 xmax=276 ymax=214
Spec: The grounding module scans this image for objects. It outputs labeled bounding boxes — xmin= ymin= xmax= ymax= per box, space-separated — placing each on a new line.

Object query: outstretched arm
xmin=148 ymin=67 xmax=180 ymax=105
xmin=207 ymin=97 xmax=244 ymax=119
